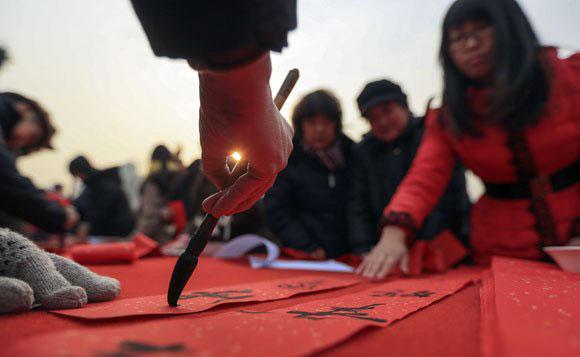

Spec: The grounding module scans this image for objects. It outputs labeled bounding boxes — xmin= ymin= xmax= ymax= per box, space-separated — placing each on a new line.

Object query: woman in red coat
xmin=357 ymin=0 xmax=579 ymax=278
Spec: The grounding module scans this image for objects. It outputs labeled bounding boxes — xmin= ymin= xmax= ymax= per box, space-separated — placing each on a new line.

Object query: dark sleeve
xmin=346 ymin=149 xmax=376 ymax=254
xmin=383 ymin=111 xmax=456 ymax=231
xmin=417 ymin=162 xmax=470 ymax=241
xmin=130 ymin=0 xmax=297 ymax=61
xmin=264 ymin=170 xmax=318 ymax=253
xmin=0 ymin=147 xmax=67 ymax=232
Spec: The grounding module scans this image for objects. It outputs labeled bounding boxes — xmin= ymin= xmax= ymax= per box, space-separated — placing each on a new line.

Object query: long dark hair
xmin=291 ymin=89 xmax=342 ymax=142
xmin=439 ymin=0 xmax=551 ymax=136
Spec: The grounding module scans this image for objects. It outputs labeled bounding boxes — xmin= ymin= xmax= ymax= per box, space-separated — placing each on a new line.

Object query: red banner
xmin=481 ymin=257 xmax=580 ymax=357
xmin=12 ymin=274 xmax=475 ymax=356
xmin=51 ymin=275 xmax=360 ymax=320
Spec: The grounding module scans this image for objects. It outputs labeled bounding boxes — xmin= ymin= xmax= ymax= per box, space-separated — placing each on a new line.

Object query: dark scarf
xmin=302 ymin=139 xmax=345 ymax=172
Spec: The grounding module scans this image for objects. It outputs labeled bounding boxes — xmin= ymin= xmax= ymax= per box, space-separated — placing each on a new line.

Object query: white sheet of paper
xmin=213 ymin=234 xmax=279 ymax=263
xmin=248 ymin=256 xmax=354 ymax=273
xmin=213 ymin=234 xmax=354 ymax=273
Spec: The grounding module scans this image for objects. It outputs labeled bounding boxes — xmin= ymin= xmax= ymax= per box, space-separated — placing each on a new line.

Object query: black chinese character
xmin=278 ymin=280 xmax=323 ymax=290
xmin=370 ymin=289 xmax=403 ymax=297
xmin=370 ymin=290 xmax=435 ymax=298
xmin=288 ymin=304 xmax=387 ymax=323
xmin=400 ymin=290 xmax=435 ymax=298
xmin=98 ymin=340 xmax=185 ymax=357
xmin=179 ymin=289 xmax=254 ymax=303
xmin=237 ymin=310 xmax=270 ymax=314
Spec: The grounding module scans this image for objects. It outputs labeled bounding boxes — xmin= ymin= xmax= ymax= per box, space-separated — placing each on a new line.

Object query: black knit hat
xmin=356 ymin=79 xmax=408 ymax=117
xmin=69 ymin=155 xmax=95 ymax=177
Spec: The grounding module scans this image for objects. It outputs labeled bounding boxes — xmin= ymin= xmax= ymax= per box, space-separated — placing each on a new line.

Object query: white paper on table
xmin=213 ymin=234 xmax=279 ymax=264
xmin=213 ymin=234 xmax=354 ymax=273
xmin=248 ymin=256 xmax=354 ymax=273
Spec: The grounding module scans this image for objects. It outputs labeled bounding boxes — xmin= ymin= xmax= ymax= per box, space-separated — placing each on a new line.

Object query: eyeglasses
xmin=449 ymin=25 xmax=494 ymax=50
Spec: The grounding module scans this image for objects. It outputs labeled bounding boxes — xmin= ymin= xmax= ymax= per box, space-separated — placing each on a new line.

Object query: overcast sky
xmin=0 ymin=0 xmax=578 ymax=195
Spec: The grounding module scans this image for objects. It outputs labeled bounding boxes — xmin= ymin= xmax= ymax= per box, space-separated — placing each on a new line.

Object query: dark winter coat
xmin=264 ymin=135 xmax=355 ymax=258
xmin=347 ymin=117 xmax=470 ymax=254
xmin=73 ymin=170 xmax=135 ymax=237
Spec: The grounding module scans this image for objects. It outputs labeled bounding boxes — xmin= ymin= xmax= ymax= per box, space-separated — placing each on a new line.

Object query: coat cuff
xmin=379 ymin=211 xmax=419 ymax=246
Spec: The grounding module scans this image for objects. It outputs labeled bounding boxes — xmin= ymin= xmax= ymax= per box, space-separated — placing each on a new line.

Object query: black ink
xmin=98 ymin=340 xmax=185 ymax=357
xmin=371 ymin=290 xmax=435 ymax=298
xmin=278 ymin=280 xmax=323 ymax=290
xmin=237 ymin=310 xmax=271 ymax=314
xmin=179 ymin=289 xmax=254 ymax=303
xmin=400 ymin=290 xmax=435 ymax=298
xmin=288 ymin=304 xmax=387 ymax=323
xmin=370 ymin=289 xmax=403 ymax=297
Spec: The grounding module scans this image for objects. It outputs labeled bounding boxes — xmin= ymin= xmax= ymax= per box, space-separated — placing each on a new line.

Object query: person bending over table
xmin=0 ymin=93 xmax=121 ymax=314
xmin=347 ymin=79 xmax=470 ymax=266
xmin=0 ymin=92 xmax=79 ymax=234
xmin=357 ymin=0 xmax=580 ymax=279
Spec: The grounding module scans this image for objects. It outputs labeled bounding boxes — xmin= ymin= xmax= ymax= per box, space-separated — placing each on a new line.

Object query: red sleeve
xmin=382 ymin=109 xmax=457 ymax=236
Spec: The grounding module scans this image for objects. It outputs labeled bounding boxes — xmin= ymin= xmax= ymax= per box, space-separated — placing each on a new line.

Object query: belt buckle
xmin=529 ymin=175 xmax=552 ymax=199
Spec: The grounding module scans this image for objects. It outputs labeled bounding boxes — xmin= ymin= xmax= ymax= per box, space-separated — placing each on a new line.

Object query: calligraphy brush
xmin=167 ymin=68 xmax=300 ymax=306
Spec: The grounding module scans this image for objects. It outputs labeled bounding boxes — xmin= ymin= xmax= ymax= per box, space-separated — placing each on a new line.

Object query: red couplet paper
xmin=51 ymin=276 xmax=360 ymax=320
xmin=481 ymin=257 xmax=580 ymax=357
xmin=69 ymin=233 xmax=159 ymax=265
xmin=14 ymin=274 xmax=474 ymax=357
xmin=69 ymin=242 xmax=138 ymax=265
xmin=479 ymin=269 xmax=499 ymax=357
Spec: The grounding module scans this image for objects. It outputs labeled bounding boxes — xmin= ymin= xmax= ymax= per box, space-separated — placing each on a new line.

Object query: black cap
xmin=69 ymin=155 xmax=94 ymax=176
xmin=356 ymin=79 xmax=408 ymax=117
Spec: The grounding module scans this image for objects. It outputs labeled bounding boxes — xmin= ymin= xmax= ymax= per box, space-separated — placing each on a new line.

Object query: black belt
xmin=485 ymin=161 xmax=580 ymax=200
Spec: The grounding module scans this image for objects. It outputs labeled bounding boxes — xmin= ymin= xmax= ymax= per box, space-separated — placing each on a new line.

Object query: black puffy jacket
xmin=265 ymin=135 xmax=354 ymax=258
xmin=347 ymin=117 xmax=470 ymax=254
xmin=73 ymin=170 xmax=135 ymax=237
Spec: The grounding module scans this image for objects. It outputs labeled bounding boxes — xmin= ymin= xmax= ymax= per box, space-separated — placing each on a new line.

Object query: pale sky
xmin=0 ymin=0 xmax=578 ymax=197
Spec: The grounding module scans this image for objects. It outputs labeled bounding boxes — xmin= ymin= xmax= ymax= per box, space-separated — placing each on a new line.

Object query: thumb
xmin=202 ymin=192 xmax=222 ymax=216
xmin=202 ymin=172 xmax=274 ymax=217
xmin=202 ymin=163 xmax=230 ymax=190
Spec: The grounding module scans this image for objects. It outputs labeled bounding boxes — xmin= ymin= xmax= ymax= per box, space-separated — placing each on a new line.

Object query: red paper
xmin=69 ymin=234 xmax=159 ymax=265
xmin=479 ymin=269 xmax=499 ymax=357
xmin=10 ymin=274 xmax=473 ymax=357
xmin=133 ymin=233 xmax=160 ymax=258
xmin=482 ymin=257 xmax=580 ymax=357
xmin=70 ymin=242 xmax=137 ymax=265
xmin=425 ymin=230 xmax=468 ymax=269
xmin=51 ymin=276 xmax=360 ymax=320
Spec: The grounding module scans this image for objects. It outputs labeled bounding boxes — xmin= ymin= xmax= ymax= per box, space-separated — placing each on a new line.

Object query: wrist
xmin=380 ymin=226 xmax=406 ymax=246
xmin=198 ymin=53 xmax=274 ymax=126
xmin=189 ymin=46 xmax=266 ymax=72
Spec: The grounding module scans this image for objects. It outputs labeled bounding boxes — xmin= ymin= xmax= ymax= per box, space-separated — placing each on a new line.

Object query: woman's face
xmin=302 ymin=115 xmax=337 ymax=150
xmin=7 ymin=119 xmax=43 ymax=151
xmin=448 ymin=20 xmax=496 ymax=83
xmin=6 ymin=102 xmax=43 ymax=152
